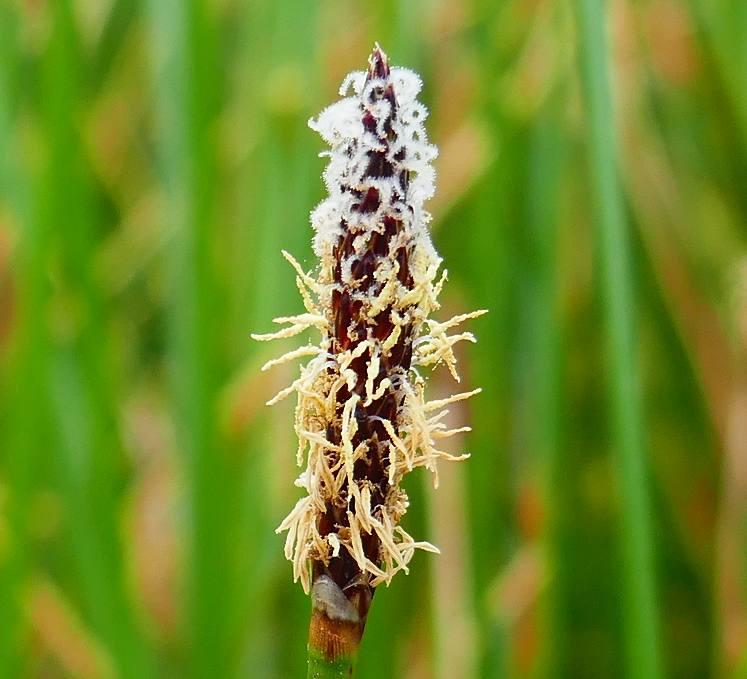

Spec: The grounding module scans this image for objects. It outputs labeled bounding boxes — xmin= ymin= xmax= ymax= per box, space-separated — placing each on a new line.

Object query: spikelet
xmin=252 ymin=45 xmax=485 ymax=606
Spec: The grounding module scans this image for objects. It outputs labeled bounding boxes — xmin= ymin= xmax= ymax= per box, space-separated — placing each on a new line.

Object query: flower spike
xmin=252 ymin=44 xmax=484 ymax=664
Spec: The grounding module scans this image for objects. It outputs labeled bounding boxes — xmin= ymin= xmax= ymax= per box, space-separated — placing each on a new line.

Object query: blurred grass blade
xmin=0 ymin=6 xmax=41 ymax=676
xmin=92 ymin=0 xmax=142 ymax=91
xmin=145 ymin=1 xmax=232 ymax=675
xmin=526 ymin=96 xmax=565 ymax=676
xmin=687 ymin=0 xmax=747 ymax=151
xmin=573 ymin=1 xmax=662 ymax=677
xmin=232 ymin=1 xmax=323 ymax=674
xmin=40 ymin=3 xmax=154 ymax=676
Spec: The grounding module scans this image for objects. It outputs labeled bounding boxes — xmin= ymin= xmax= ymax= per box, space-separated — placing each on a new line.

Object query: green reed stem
xmin=146 ymin=0 xmax=231 ymax=675
xmin=574 ymin=1 xmax=662 ymax=678
xmin=307 ymin=649 xmax=356 ymax=679
xmin=0 ymin=7 xmax=37 ymax=676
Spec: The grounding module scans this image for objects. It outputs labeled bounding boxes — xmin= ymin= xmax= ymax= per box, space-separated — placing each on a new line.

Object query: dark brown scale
xmin=316 ymin=45 xmax=419 ymax=625
xmin=370 ymin=231 xmax=387 ymax=257
xmin=333 ymin=289 xmax=350 ymax=350
xmin=355 ymin=250 xmax=377 ymax=285
xmin=355 ymin=186 xmax=381 ymax=214
xmin=366 ymin=151 xmax=394 ymax=178
xmin=372 ymin=313 xmax=392 ymax=340
xmin=385 ymin=323 xmax=413 ymax=371
xmin=383 ymin=215 xmax=400 ymax=238
xmin=395 ymin=247 xmax=413 ymax=286
xmin=362 ymin=111 xmax=377 ymax=133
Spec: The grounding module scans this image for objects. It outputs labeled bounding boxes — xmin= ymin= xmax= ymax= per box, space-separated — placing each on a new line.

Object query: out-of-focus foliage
xmin=0 ymin=1 xmax=744 ymax=678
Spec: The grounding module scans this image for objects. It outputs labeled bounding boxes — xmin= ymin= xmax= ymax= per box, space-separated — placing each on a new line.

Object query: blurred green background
xmin=1 ymin=0 xmax=745 ymax=677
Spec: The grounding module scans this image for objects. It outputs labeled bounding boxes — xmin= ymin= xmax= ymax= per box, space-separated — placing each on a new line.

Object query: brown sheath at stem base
xmin=308 ymin=608 xmax=364 ymax=663
xmin=308 ymin=572 xmax=367 ymax=667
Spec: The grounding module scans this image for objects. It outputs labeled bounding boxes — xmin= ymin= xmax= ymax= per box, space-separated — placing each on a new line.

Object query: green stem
xmin=307 ymin=647 xmax=356 ymax=679
xmin=306 ymin=605 xmax=362 ymax=679
xmin=574 ymin=1 xmax=662 ymax=678
xmin=528 ymin=95 xmax=565 ymax=675
xmin=0 ymin=8 xmax=38 ymax=676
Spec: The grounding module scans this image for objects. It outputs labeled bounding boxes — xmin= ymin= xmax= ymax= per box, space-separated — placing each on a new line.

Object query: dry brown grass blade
xmin=714 ymin=265 xmax=747 ymax=674
xmin=28 ymin=576 xmax=114 ymax=679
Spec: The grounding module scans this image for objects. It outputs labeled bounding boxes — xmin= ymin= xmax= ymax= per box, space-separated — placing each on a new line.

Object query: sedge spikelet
xmin=252 ymin=45 xmax=485 ymax=638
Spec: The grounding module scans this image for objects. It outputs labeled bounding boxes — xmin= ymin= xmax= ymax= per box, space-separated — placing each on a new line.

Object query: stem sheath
xmin=307 ymin=609 xmax=361 ymax=678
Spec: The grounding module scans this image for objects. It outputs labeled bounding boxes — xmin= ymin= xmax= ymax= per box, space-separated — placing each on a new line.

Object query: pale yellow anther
xmin=382 ymin=322 xmax=402 ymax=355
xmin=272 ymin=313 xmax=326 ymax=327
xmin=364 ymin=351 xmax=380 ymax=403
xmin=365 ymin=377 xmax=391 ymax=406
xmin=328 ymin=533 xmax=341 ymax=558
xmin=341 ymin=394 xmax=360 ymax=483
xmin=260 ymin=345 xmax=323 ymax=371
xmin=367 ymin=267 xmax=400 ymax=318
xmin=266 ymin=378 xmax=303 ymax=406
xmin=430 ymin=425 xmax=472 ymax=439
xmin=251 ymin=322 xmax=315 ymax=342
xmin=423 ymin=388 xmax=482 ymax=413
xmin=299 ymin=430 xmax=342 ymax=451
xmin=296 ymin=276 xmax=319 ymax=314
xmin=282 ymin=249 xmax=320 ymax=292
